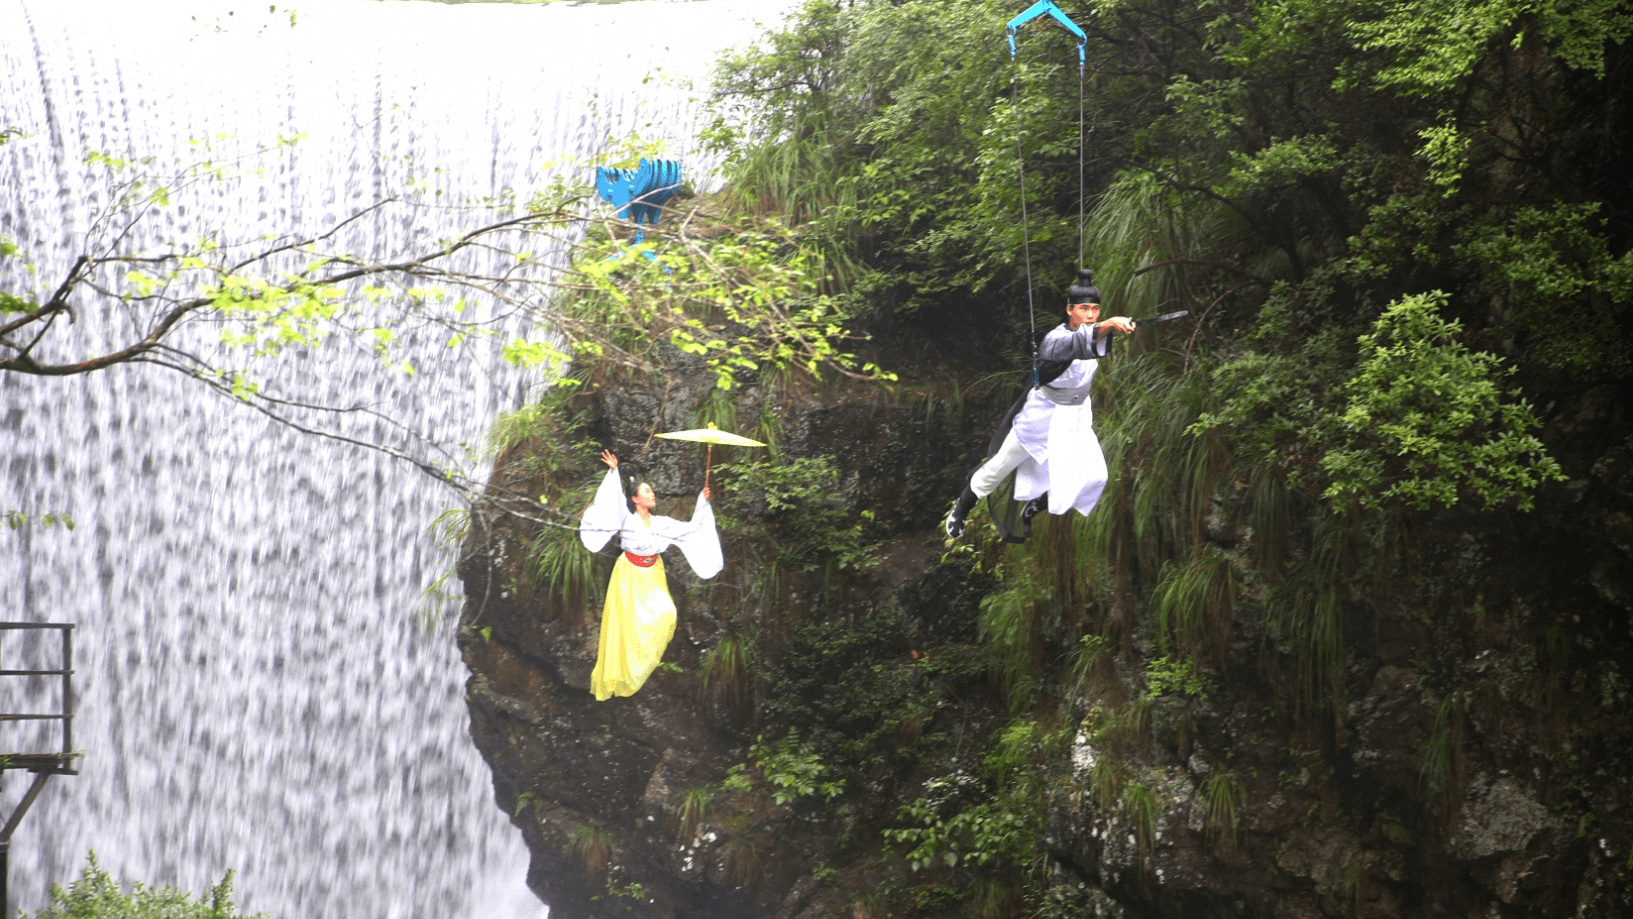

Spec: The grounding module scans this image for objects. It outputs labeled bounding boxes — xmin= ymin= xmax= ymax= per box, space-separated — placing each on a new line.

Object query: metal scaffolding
xmin=0 ymin=623 xmax=78 ymax=919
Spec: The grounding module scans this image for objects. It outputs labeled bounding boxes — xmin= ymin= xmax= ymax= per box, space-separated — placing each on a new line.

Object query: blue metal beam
xmin=1005 ymin=0 xmax=1086 ymax=66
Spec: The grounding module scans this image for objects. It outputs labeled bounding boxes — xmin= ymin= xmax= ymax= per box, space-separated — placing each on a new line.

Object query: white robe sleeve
xmin=1037 ymin=323 xmax=1111 ymax=361
xmin=652 ymin=495 xmax=723 ymax=580
xmin=578 ymin=468 xmax=628 ymax=552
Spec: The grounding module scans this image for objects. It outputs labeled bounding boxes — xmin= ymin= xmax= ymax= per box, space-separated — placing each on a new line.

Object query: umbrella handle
xmin=706 ymin=443 xmax=713 ymax=493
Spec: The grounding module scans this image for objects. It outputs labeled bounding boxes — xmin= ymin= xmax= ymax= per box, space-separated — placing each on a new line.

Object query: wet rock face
xmin=1039 ymin=386 xmax=1633 ymax=917
xmin=460 ymin=362 xmax=1633 ymax=919
xmin=459 ymin=566 xmax=762 ymax=919
xmin=457 ymin=365 xmax=1005 ymax=918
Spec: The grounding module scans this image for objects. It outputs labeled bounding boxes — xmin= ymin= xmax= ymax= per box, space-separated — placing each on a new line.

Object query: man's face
xmin=1067 ymin=300 xmax=1101 ymax=329
xmin=634 ymin=483 xmax=657 ymax=511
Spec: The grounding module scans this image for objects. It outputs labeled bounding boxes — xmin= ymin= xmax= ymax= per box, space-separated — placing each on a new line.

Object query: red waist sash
xmin=624 ymin=551 xmax=658 ymax=568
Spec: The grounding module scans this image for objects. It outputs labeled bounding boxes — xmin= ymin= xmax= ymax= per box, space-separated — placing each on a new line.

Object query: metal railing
xmin=0 ymin=623 xmax=76 ymax=775
xmin=0 ymin=622 xmax=77 ymax=919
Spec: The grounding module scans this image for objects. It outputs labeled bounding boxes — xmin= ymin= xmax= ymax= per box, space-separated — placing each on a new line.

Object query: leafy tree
xmin=706 ymin=7 xmax=1631 ymax=910
xmin=710 ymin=0 xmax=1631 ymax=510
xmin=2 ymin=136 xmax=892 ymax=521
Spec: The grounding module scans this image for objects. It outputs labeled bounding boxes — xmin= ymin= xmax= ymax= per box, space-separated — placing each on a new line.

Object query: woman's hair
xmin=621 ymin=473 xmax=639 ymax=512
xmin=1065 ymin=267 xmax=1101 ymax=305
xmin=626 ymin=479 xmax=654 ymax=513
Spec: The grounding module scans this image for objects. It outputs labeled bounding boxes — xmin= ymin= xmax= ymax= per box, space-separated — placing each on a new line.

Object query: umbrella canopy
xmin=655 ymin=423 xmax=766 ymax=490
xmin=655 ymin=423 xmax=766 ymax=447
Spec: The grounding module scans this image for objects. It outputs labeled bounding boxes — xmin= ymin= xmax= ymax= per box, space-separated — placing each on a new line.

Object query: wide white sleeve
xmin=578 ymin=468 xmax=627 ymax=552
xmin=671 ymin=495 xmax=724 ymax=580
xmin=1037 ymin=324 xmax=1111 ymax=361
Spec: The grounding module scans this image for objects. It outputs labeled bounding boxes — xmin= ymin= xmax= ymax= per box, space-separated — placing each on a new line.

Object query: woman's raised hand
xmin=601 ymin=449 xmax=619 ymax=470
xmin=701 ymin=485 xmax=712 ymax=502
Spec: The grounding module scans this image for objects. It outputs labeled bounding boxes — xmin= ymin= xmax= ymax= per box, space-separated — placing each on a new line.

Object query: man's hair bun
xmin=1066 ymin=268 xmax=1101 ymax=304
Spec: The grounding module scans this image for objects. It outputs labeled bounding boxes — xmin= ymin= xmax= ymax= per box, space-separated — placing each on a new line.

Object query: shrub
xmin=1321 ymin=292 xmax=1564 ymax=511
xmin=24 ymin=853 xmax=264 ymax=919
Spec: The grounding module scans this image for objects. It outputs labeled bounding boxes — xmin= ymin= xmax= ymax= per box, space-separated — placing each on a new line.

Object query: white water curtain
xmin=0 ymin=0 xmax=787 ymax=916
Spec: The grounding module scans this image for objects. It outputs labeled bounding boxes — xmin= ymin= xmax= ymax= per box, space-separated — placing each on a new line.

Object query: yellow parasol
xmin=655 ymin=423 xmax=767 ymax=489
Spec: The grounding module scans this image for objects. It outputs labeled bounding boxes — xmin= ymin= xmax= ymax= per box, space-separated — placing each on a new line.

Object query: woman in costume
xmin=579 ymin=450 xmax=722 ymax=700
xmin=946 ymin=269 xmax=1135 ymax=540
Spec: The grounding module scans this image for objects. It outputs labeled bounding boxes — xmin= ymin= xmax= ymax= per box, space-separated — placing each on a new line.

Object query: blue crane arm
xmin=1005 ymin=0 xmax=1086 ymax=66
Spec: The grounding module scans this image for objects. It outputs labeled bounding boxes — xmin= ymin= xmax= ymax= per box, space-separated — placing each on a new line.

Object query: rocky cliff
xmin=457 ymin=349 xmax=1633 ymax=919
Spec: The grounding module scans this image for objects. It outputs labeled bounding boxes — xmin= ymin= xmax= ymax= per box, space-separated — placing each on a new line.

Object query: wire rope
xmin=1011 ymin=62 xmax=1039 ymax=384
xmin=1078 ymin=59 xmax=1086 ymax=267
xmin=1008 ymin=4 xmax=1089 ymax=385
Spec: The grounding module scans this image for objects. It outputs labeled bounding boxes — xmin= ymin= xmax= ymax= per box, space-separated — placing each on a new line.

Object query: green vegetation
xmin=1121 ymin=781 xmax=1159 ymax=855
xmin=23 ymin=854 xmax=263 ymax=919
xmin=886 ymin=792 xmax=1036 ymax=873
xmin=1146 ymin=656 xmax=1208 ymax=700
xmin=674 ymin=784 xmax=716 ymax=843
xmin=698 ymin=622 xmax=757 ymax=712
xmin=730 ymin=729 xmax=848 ymax=806
xmin=718 ymin=456 xmax=879 ymax=579
xmin=466 ymin=0 xmax=1631 ymax=912
xmin=1320 ymin=292 xmax=1564 ymax=510
xmin=594 ymin=880 xmax=646 ymax=902
xmin=5 ymin=511 xmax=74 ymax=531
xmin=1419 ymin=693 xmax=1466 ymax=824
xmin=1201 ymin=770 xmax=1245 ymax=850
xmin=760 ymin=612 xmax=983 ymax=775
xmin=670 ymin=0 xmax=1630 ymax=909
xmin=3 ymin=127 xmax=893 ymax=515
xmin=569 ymin=825 xmax=614 ymax=879
xmin=513 ymin=790 xmax=539 ymax=818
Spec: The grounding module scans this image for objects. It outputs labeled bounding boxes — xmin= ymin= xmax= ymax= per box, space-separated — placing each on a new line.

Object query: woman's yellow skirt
xmin=590 ymin=554 xmax=677 ymax=701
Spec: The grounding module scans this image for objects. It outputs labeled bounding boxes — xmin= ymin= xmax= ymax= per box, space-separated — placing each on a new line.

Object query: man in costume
xmin=579 ymin=450 xmax=722 ymax=700
xmin=945 ymin=268 xmax=1135 ymax=541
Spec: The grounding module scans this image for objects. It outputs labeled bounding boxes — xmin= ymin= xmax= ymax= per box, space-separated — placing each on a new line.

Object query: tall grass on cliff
xmin=699 ymin=620 xmax=759 ymax=715
xmin=680 ymin=0 xmax=1624 ymax=910
xmin=702 ymin=107 xmax=864 ymax=297
xmin=482 ymin=395 xmax=606 ymax=624
xmin=983 ymin=305 xmax=1565 ymax=711
xmin=1201 ymin=770 xmax=1245 ymax=851
xmin=1418 ymin=693 xmax=1467 ymax=827
xmin=674 ymin=785 xmax=716 ymax=846
xmin=1150 ymin=544 xmax=1236 ymax=668
xmin=529 ymin=505 xmax=602 ymax=626
xmin=569 ymin=825 xmax=613 ymax=880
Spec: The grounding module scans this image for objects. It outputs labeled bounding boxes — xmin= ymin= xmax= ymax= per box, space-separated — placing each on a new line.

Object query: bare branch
xmin=223 ymin=198 xmax=399 ymax=276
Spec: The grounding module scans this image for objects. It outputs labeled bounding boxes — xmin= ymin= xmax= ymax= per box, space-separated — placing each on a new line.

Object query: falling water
xmin=0 ymin=0 xmax=787 ymax=916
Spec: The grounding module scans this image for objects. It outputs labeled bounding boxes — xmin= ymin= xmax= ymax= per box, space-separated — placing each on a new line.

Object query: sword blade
xmin=1131 ymin=310 xmax=1189 ymax=326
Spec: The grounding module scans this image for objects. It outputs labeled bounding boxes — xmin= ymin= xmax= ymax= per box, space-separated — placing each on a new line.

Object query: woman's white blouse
xmin=579 ymin=468 xmax=723 ymax=579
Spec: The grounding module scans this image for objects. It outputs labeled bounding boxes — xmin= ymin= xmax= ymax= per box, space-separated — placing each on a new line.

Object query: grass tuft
xmin=1201 ymin=770 xmax=1244 ymax=850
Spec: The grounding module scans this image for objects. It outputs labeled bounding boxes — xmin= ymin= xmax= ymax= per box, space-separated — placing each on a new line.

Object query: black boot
xmin=945 ymin=488 xmax=979 ymax=538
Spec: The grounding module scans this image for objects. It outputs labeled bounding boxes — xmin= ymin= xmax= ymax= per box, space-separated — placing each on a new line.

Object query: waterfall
xmin=0 ymin=0 xmax=787 ymax=916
